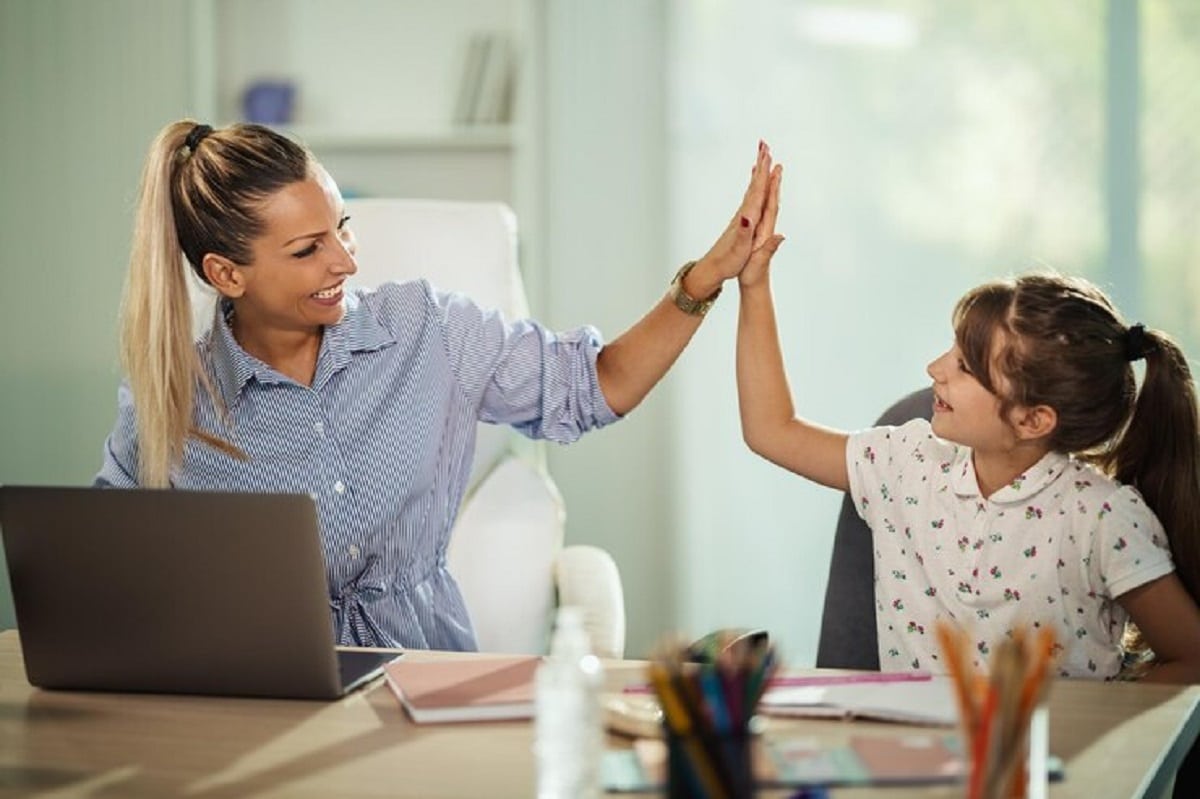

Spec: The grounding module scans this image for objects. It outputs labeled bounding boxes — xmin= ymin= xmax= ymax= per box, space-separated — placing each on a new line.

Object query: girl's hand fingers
xmin=753 ymin=164 xmax=783 ymax=251
xmin=739 ymin=234 xmax=786 ymax=289
xmin=750 ymin=234 xmax=786 ymax=267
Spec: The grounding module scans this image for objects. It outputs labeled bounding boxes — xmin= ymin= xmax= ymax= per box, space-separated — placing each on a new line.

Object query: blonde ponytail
xmin=120 ymin=121 xmax=202 ymax=488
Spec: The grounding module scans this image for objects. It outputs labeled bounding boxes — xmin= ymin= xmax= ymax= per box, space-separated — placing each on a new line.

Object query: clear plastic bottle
xmin=534 ymin=605 xmax=604 ymax=799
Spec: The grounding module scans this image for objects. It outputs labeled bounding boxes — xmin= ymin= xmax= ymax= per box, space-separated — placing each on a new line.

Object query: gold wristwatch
xmin=669 ymin=260 xmax=722 ymax=317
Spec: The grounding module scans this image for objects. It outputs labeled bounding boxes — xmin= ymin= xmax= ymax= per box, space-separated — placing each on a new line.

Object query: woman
xmin=96 ymin=120 xmax=782 ymax=649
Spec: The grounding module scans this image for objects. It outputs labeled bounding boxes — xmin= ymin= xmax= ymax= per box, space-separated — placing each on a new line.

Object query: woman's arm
xmin=734 ymin=170 xmax=849 ymax=491
xmin=594 ymin=142 xmax=779 ymax=416
xmin=95 ymin=382 xmax=142 ymax=488
xmin=1119 ymin=573 xmax=1200 ymax=683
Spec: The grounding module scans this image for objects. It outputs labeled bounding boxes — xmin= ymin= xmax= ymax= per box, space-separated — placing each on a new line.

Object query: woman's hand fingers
xmin=736 ymin=141 xmax=773 ymax=233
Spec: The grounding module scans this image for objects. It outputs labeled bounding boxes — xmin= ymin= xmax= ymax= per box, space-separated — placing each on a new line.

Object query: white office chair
xmin=190 ymin=198 xmax=626 ymax=658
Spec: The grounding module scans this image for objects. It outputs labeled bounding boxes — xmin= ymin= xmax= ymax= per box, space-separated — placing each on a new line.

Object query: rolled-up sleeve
xmin=433 ymin=286 xmax=619 ymax=443
xmin=94 ymin=382 xmax=140 ymax=488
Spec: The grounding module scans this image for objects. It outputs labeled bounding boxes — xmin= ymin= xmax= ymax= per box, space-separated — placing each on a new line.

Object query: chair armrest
xmin=555 ymin=544 xmax=626 ymax=659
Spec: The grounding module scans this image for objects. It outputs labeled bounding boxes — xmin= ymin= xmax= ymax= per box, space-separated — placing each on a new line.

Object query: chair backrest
xmin=815 ymin=387 xmax=934 ymax=670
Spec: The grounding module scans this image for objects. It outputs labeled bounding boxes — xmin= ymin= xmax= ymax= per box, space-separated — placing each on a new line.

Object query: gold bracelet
xmin=669 ymin=260 xmax=721 ymax=317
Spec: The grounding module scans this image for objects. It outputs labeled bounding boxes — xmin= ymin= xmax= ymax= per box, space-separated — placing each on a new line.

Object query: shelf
xmin=282 ymin=125 xmax=514 ymax=152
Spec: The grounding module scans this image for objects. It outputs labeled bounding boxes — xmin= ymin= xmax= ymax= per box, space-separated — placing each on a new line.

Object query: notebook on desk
xmin=0 ymin=486 xmax=399 ymax=700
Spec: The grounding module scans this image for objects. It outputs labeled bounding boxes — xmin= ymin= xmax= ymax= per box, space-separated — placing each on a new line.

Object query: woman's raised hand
xmin=687 ymin=141 xmax=784 ymax=297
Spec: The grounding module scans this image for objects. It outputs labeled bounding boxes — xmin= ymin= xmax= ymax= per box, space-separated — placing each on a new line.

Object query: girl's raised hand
xmin=693 ymin=141 xmax=780 ymax=286
xmin=739 ymin=160 xmax=784 ymax=289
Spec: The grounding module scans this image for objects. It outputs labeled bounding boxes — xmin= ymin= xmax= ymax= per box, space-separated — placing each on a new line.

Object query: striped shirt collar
xmin=208 ymin=291 xmax=396 ymax=406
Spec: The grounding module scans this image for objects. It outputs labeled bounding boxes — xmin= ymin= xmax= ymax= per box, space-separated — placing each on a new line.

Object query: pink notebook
xmin=384 ymin=655 xmax=540 ymax=723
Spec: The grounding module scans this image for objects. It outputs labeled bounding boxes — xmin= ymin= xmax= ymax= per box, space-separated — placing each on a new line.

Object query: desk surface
xmin=0 ymin=630 xmax=1196 ymax=798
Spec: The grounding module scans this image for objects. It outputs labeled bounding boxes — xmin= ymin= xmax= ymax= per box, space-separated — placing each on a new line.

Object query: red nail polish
xmin=741 ymin=216 xmax=751 ymax=228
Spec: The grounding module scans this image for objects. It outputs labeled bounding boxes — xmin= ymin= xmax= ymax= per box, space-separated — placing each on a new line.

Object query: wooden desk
xmin=0 ymin=630 xmax=1196 ymax=798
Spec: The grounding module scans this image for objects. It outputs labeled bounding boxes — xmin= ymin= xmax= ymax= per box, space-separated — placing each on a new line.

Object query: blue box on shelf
xmin=242 ymin=81 xmax=295 ymax=125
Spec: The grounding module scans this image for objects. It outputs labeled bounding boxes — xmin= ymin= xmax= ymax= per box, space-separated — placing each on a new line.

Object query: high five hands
xmin=684 ymin=141 xmax=785 ymax=299
xmin=738 ymin=142 xmax=784 ymax=289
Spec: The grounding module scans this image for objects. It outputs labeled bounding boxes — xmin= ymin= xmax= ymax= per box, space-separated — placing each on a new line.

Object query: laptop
xmin=0 ymin=486 xmax=399 ymax=700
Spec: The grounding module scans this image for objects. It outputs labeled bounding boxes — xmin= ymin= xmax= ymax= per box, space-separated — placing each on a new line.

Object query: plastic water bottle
xmin=535 ymin=606 xmax=604 ymax=799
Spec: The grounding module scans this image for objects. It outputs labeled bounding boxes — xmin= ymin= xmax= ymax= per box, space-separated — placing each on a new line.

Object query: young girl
xmin=738 ymin=169 xmax=1200 ymax=682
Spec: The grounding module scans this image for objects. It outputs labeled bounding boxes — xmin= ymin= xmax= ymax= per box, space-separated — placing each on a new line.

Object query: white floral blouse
xmin=846 ymin=419 xmax=1173 ymax=680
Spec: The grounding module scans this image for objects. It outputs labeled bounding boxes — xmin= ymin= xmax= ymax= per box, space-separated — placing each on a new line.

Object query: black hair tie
xmin=1123 ymin=323 xmax=1153 ymax=362
xmin=185 ymin=123 xmax=213 ymax=152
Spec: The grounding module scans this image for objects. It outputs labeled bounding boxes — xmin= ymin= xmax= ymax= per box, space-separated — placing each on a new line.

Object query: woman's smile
xmin=310 ymin=281 xmax=345 ymax=305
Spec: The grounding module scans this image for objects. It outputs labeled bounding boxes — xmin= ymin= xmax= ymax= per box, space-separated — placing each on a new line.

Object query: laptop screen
xmin=0 ymin=486 xmax=395 ymax=699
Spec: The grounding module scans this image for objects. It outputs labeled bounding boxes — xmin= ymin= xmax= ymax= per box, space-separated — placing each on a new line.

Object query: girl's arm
xmin=735 ymin=169 xmax=850 ymax=491
xmin=1119 ymin=573 xmax=1200 ymax=683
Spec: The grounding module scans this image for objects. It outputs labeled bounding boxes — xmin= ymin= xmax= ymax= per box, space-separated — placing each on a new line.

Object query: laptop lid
xmin=0 ymin=486 xmax=396 ymax=700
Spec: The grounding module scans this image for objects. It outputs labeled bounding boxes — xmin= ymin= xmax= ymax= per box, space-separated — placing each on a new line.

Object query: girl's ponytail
xmin=1102 ymin=329 xmax=1200 ymax=603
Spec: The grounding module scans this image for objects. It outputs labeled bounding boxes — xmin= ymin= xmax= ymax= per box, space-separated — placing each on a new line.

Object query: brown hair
xmin=120 ymin=120 xmax=314 ymax=487
xmin=952 ymin=273 xmax=1200 ymax=605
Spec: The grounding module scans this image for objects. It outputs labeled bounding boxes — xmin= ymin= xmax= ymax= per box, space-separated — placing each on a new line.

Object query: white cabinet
xmin=192 ymin=0 xmax=522 ymax=202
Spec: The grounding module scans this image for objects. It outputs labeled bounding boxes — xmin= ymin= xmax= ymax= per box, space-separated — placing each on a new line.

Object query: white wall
xmin=534 ymin=1 xmax=675 ymax=658
xmin=0 ymin=0 xmax=198 ymax=628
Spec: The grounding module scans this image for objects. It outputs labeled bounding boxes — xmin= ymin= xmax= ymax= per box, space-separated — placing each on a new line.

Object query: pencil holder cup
xmin=649 ymin=632 xmax=775 ymax=799
xmin=936 ymin=623 xmax=1056 ymax=799
xmin=664 ymin=724 xmax=755 ymax=799
xmin=964 ymin=704 xmax=1048 ymax=799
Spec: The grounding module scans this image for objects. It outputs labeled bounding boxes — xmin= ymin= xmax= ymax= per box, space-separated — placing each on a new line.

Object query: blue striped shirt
xmin=95 ymin=280 xmax=619 ymax=649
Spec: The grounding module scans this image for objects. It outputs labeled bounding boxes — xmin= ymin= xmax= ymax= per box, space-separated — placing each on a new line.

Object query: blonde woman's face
xmin=233 ymin=166 xmax=357 ymax=335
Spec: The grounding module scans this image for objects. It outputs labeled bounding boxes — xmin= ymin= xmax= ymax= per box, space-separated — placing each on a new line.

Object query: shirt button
xmin=333 ymin=480 xmax=346 ymax=494
xmin=348 ymin=544 xmax=360 ymax=558
xmin=314 ymin=421 xmax=325 ymax=435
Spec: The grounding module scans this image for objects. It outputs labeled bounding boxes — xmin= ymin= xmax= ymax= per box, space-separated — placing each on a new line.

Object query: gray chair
xmin=814 ymin=387 xmax=934 ymax=669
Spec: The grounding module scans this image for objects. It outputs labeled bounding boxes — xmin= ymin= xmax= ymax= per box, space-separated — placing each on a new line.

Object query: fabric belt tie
xmin=330 ymin=555 xmax=388 ymax=646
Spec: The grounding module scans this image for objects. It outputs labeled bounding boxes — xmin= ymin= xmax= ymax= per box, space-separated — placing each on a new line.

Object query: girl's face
xmin=231 ymin=166 xmax=357 ymax=335
xmin=925 ymin=342 xmax=1020 ymax=453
